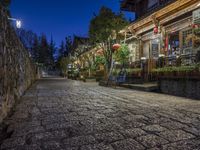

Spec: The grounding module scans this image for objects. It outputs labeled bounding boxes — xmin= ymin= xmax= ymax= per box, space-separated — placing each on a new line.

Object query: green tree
xmin=65 ymin=36 xmax=73 ymax=56
xmin=32 ymin=34 xmax=40 ymax=62
xmin=38 ymin=34 xmax=51 ymax=66
xmin=49 ymin=36 xmax=56 ymax=66
xmin=94 ymin=55 xmax=106 ymax=68
xmin=58 ymin=41 xmax=65 ymax=58
xmin=0 ymin=0 xmax=11 ymax=7
xmin=58 ymin=57 xmax=69 ymax=77
xmin=114 ymin=44 xmax=130 ymax=66
xmin=89 ymin=6 xmax=128 ymax=74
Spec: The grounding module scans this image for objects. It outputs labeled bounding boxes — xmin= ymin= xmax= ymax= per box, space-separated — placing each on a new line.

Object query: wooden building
xmin=120 ymin=0 xmax=200 ymax=73
xmin=69 ymin=36 xmax=91 ymax=67
xmin=121 ymin=0 xmax=176 ymax=19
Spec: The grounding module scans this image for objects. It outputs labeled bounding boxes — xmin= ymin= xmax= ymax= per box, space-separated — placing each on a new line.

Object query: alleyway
xmin=1 ymin=78 xmax=200 ymax=150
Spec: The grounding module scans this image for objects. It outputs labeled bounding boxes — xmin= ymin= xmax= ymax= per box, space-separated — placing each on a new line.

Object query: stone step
xmin=99 ymin=80 xmax=158 ymax=92
xmin=120 ymin=83 xmax=159 ymax=92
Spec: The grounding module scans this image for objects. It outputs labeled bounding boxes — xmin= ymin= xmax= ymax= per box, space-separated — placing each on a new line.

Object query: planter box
xmin=158 ymin=76 xmax=200 ymax=99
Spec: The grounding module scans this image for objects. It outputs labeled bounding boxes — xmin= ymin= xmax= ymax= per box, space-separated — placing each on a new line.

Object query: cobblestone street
xmin=1 ymin=78 xmax=200 ymax=150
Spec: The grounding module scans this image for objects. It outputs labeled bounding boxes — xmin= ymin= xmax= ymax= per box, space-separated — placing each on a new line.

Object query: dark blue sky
xmin=10 ymin=0 xmax=134 ymax=46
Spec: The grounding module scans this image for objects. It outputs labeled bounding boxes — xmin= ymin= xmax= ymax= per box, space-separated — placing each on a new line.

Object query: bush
xmin=152 ymin=65 xmax=198 ymax=77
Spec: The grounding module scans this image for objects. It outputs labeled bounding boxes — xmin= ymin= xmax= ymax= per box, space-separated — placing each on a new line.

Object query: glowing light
xmin=16 ymin=20 xmax=22 ymax=28
xmin=198 ymin=2 xmax=200 ymax=7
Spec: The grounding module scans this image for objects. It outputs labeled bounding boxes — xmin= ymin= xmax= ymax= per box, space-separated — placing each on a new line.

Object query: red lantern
xmin=112 ymin=44 xmax=121 ymax=52
xmin=192 ymin=24 xmax=199 ymax=29
xmin=154 ymin=26 xmax=158 ymax=34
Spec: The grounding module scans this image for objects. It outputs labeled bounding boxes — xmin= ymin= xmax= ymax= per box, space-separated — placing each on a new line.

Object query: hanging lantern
xmin=192 ymin=24 xmax=199 ymax=29
xmin=112 ymin=43 xmax=121 ymax=52
xmin=154 ymin=26 xmax=158 ymax=34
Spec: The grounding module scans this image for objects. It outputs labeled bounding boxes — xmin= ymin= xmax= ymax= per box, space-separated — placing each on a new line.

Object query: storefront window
xmin=193 ymin=8 xmax=200 ymax=50
xmin=151 ymin=39 xmax=159 ymax=58
xmin=182 ymin=29 xmax=193 ymax=48
xmin=194 ymin=27 xmax=200 ymax=49
xmin=168 ymin=31 xmax=180 ymax=56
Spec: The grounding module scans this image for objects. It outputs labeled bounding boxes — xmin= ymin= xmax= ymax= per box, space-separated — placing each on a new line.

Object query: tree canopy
xmin=89 ymin=6 xmax=129 ymax=73
xmin=89 ymin=6 xmax=128 ymax=44
xmin=114 ymin=44 xmax=130 ymax=65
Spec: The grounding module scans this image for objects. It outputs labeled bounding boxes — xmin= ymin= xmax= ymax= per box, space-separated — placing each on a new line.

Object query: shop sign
xmin=142 ymin=32 xmax=160 ymax=41
xmin=193 ymin=9 xmax=200 ymax=24
xmin=151 ymin=39 xmax=159 ymax=59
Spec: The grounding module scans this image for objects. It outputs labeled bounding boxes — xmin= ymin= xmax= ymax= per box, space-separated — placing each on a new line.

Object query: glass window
xmin=168 ymin=31 xmax=180 ymax=56
xmin=182 ymin=29 xmax=192 ymax=48
xmin=194 ymin=27 xmax=200 ymax=49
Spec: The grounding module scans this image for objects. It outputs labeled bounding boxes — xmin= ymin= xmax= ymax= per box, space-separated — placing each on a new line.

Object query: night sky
xmin=10 ymin=0 xmax=134 ymax=46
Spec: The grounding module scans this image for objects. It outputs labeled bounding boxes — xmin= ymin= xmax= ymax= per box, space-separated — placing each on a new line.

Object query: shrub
xmin=152 ymin=65 xmax=197 ymax=75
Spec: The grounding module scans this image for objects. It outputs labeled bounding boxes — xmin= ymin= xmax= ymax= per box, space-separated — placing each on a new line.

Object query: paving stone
xmin=142 ymin=124 xmax=167 ymax=133
xmin=41 ymin=141 xmax=64 ymax=150
xmin=159 ymin=138 xmax=200 ymax=150
xmin=160 ymin=121 xmax=189 ymax=130
xmin=45 ymin=122 xmax=69 ymax=130
xmin=63 ymin=135 xmax=96 ymax=147
xmin=94 ymin=132 xmax=124 ymax=144
xmin=29 ymin=132 xmax=54 ymax=143
xmin=1 ymin=79 xmax=200 ymax=149
xmin=1 ymin=137 xmax=25 ymax=149
xmin=111 ymin=138 xmax=145 ymax=150
xmin=11 ymin=126 xmax=45 ymax=137
xmin=183 ymin=126 xmax=200 ymax=136
xmin=80 ymin=143 xmax=114 ymax=150
xmin=64 ymin=147 xmax=79 ymax=150
xmin=136 ymin=134 xmax=168 ymax=148
xmin=3 ymin=144 xmax=42 ymax=150
xmin=120 ymin=128 xmax=146 ymax=138
xmin=157 ymin=130 xmax=196 ymax=142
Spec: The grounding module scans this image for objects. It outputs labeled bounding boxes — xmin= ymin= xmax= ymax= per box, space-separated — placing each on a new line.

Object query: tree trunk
xmin=88 ymin=68 xmax=91 ymax=78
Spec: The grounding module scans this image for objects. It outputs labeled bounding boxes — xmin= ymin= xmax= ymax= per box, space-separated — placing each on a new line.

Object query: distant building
xmin=70 ymin=36 xmax=90 ymax=58
xmin=69 ymin=36 xmax=91 ymax=67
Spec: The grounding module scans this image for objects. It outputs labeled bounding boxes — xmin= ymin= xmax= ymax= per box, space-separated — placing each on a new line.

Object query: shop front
xmin=126 ymin=39 xmax=139 ymax=63
xmin=193 ymin=8 xmax=200 ymax=53
xmin=141 ymin=31 xmax=161 ymax=60
xmin=163 ymin=8 xmax=200 ymax=65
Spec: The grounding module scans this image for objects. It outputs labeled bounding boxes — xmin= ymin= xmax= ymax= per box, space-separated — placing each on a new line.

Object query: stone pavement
xmin=1 ymin=78 xmax=200 ymax=150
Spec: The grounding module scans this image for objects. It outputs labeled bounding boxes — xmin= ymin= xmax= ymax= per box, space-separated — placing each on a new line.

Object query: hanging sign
xmin=152 ymin=39 xmax=159 ymax=58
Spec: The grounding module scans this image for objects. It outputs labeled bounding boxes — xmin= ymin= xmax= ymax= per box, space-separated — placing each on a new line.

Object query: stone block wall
xmin=159 ymin=77 xmax=200 ymax=99
xmin=0 ymin=6 xmax=36 ymax=122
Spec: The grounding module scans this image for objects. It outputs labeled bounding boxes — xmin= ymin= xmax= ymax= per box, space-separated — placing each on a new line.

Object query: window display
xmin=168 ymin=31 xmax=180 ymax=56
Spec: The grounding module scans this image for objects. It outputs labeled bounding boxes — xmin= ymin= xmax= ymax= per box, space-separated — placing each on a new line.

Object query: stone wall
xmin=158 ymin=77 xmax=200 ymax=99
xmin=0 ymin=6 xmax=36 ymax=123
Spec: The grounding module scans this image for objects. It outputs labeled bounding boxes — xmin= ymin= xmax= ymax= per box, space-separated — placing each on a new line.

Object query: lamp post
xmin=141 ymin=57 xmax=147 ymax=81
xmin=8 ymin=18 xmax=22 ymax=28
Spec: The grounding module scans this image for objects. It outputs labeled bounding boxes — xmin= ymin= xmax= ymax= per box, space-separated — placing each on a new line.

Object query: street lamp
xmin=8 ymin=18 xmax=22 ymax=29
xmin=141 ymin=57 xmax=147 ymax=81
